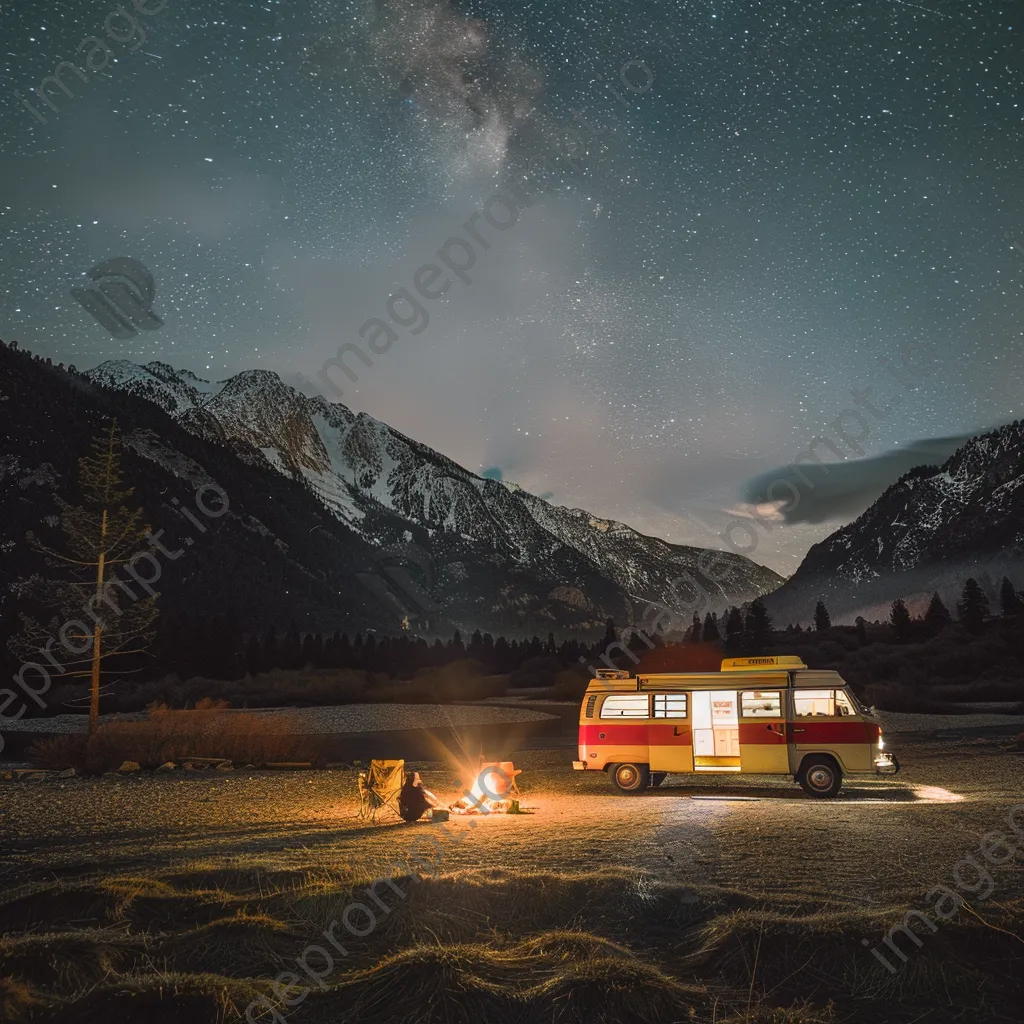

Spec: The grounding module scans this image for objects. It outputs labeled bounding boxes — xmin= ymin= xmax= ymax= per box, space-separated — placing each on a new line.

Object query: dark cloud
xmin=740 ymin=434 xmax=986 ymax=525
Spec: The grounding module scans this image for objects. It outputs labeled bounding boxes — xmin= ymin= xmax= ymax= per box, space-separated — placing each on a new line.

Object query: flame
xmin=463 ymin=761 xmax=520 ymax=812
xmin=471 ymin=767 xmax=510 ymax=803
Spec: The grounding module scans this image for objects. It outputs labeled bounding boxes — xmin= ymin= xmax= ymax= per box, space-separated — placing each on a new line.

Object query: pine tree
xmin=702 ymin=612 xmax=720 ymax=643
xmin=724 ymin=607 xmax=745 ymax=654
xmin=600 ymin=619 xmax=617 ymax=651
xmin=923 ymin=592 xmax=951 ymax=633
xmin=261 ymin=624 xmax=278 ymax=670
xmin=690 ymin=612 xmax=702 ymax=642
xmin=957 ymin=578 xmax=989 ymax=635
xmin=889 ymin=597 xmax=913 ymax=642
xmin=300 ymin=631 xmax=316 ymax=667
xmin=283 ymin=621 xmax=302 ymax=669
xmin=7 ymin=421 xmax=158 ymax=733
xmin=338 ymin=632 xmax=352 ymax=668
xmin=744 ymin=598 xmax=774 ymax=652
xmin=999 ymin=576 xmax=1022 ymax=617
xmin=855 ymin=616 xmax=867 ymax=645
xmin=469 ymin=629 xmax=484 ymax=658
xmin=363 ymin=632 xmax=377 ymax=669
xmin=813 ymin=601 xmax=831 ymax=632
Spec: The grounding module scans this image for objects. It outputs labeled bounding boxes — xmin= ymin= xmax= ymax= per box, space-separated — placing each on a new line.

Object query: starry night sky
xmin=1 ymin=0 xmax=1021 ymax=573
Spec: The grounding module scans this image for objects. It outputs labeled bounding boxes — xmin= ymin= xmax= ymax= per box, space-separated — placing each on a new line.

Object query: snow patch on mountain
xmin=86 ymin=358 xmax=784 ymax=616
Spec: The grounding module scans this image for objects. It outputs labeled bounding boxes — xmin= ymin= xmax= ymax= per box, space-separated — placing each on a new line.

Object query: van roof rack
xmin=720 ymin=656 xmax=807 ymax=671
xmin=594 ymin=669 xmax=632 ymax=679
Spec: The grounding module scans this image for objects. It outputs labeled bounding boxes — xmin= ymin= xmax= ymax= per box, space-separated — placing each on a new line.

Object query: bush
xmin=862 ymin=682 xmax=952 ymax=714
xmin=28 ymin=705 xmax=310 ymax=775
xmin=407 ymin=659 xmax=505 ymax=701
xmin=549 ymin=668 xmax=590 ymax=700
xmin=509 ymin=656 xmax=560 ymax=689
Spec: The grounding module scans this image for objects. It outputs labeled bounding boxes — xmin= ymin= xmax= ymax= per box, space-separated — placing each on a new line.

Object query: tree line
xmin=678 ymin=574 xmax=1023 ymax=660
xmin=156 ymin=614 xmax=606 ymax=681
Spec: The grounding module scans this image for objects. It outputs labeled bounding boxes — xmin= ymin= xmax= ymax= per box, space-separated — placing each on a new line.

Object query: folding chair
xmin=357 ymin=758 xmax=405 ymax=823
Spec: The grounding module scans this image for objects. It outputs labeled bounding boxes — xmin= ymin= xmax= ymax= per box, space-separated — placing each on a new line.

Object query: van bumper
xmin=874 ymin=754 xmax=900 ymax=775
xmin=572 ymin=760 xmax=587 ymax=771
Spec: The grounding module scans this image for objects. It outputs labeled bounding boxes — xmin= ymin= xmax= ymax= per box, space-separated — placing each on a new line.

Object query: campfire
xmin=451 ymin=760 xmax=522 ymax=814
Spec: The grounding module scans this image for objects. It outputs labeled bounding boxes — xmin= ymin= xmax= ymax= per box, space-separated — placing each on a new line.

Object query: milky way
xmin=1 ymin=0 xmax=1021 ymax=572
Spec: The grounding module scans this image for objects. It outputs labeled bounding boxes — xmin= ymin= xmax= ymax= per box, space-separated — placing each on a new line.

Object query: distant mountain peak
xmin=83 ymin=356 xmax=784 ymax=625
xmin=764 ymin=421 xmax=1024 ymax=623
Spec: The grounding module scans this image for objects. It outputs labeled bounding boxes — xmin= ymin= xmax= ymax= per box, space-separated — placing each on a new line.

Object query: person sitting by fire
xmin=398 ymin=771 xmax=439 ymax=822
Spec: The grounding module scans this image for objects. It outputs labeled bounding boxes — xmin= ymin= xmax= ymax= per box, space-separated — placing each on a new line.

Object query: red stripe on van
xmin=738 ymin=723 xmax=788 ymax=745
xmin=579 ymin=723 xmax=650 ymax=745
xmin=790 ymin=721 xmax=874 ymax=744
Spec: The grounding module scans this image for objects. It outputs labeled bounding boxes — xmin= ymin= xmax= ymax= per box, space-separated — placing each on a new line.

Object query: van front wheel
xmin=798 ymin=756 xmax=842 ymax=798
xmin=609 ymin=762 xmax=649 ymax=794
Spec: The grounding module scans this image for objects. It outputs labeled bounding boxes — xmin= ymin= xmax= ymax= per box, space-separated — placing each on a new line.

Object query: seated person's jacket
xmin=399 ymin=780 xmax=431 ymax=822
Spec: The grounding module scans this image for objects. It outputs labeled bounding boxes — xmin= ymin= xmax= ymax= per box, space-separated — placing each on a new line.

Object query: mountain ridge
xmin=83 ymin=357 xmax=784 ymax=625
xmin=762 ymin=420 xmax=1024 ymax=624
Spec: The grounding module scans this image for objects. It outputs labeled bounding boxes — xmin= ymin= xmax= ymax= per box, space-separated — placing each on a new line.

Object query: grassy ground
xmin=1 ymin=733 xmax=1022 ymax=1023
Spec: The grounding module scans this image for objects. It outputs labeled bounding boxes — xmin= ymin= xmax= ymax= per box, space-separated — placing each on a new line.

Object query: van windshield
xmin=846 ymin=688 xmax=874 ymax=717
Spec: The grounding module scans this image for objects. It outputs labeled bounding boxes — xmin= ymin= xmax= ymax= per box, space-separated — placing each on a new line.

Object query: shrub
xmin=509 ymin=656 xmax=560 ymax=689
xmin=549 ymin=669 xmax=590 ymax=700
xmin=407 ymin=659 xmax=505 ymax=701
xmin=28 ymin=705 xmax=310 ymax=775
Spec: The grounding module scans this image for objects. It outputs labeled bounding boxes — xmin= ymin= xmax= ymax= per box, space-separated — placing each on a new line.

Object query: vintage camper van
xmin=573 ymin=656 xmax=899 ymax=797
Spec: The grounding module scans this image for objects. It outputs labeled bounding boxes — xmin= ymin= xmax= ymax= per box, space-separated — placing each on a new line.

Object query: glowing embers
xmin=451 ymin=760 xmax=522 ymax=814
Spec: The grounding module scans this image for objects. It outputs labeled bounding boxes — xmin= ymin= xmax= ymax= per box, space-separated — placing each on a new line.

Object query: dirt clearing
xmin=1 ymin=733 xmax=1022 ymax=1023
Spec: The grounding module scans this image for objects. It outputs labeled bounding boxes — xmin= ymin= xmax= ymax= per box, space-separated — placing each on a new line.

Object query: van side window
xmin=793 ymin=689 xmax=837 ymax=716
xmin=652 ymin=693 xmax=687 ymax=718
xmin=834 ymin=690 xmax=855 ymax=716
xmin=741 ymin=690 xmax=781 ymax=717
xmin=600 ymin=694 xmax=650 ymax=718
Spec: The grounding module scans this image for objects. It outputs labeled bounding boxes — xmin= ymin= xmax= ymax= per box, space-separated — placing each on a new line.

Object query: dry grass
xmin=688 ymin=904 xmax=1024 ymax=1006
xmin=0 ymin=976 xmax=41 ymax=1024
xmin=106 ymin=660 xmax=508 ymax=712
xmin=28 ymin=703 xmax=311 ymax=774
xmin=0 ymin=930 xmax=147 ymax=994
xmin=154 ymin=913 xmax=303 ymax=976
xmin=522 ymin=955 xmax=702 ymax=1023
xmin=4 ymin=737 xmax=1022 ymax=1024
xmin=0 ymin=877 xmax=239 ymax=934
xmin=3 ymin=859 xmax=1022 ymax=1024
xmin=39 ymin=973 xmax=273 ymax=1024
xmin=325 ymin=936 xmax=704 ymax=1024
xmin=328 ymin=945 xmax=519 ymax=1023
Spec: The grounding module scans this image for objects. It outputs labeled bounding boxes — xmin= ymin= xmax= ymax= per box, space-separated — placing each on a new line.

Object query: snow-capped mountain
xmin=84 ymin=359 xmax=783 ymax=627
xmin=763 ymin=422 xmax=1024 ymax=624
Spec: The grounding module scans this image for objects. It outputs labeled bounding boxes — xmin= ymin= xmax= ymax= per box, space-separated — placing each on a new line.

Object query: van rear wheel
xmin=798 ymin=756 xmax=842 ymax=798
xmin=609 ymin=762 xmax=649 ymax=794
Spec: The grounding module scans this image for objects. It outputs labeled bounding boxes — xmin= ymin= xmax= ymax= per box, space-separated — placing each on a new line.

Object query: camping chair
xmin=357 ymin=759 xmax=405 ymax=823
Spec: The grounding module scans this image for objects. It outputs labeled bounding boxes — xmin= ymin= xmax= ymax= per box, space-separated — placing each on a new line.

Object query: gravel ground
xmin=1 ymin=729 xmax=1021 ymax=1024
xmin=873 ymin=709 xmax=1024 ymax=733
xmin=1 ymin=732 xmax=1021 ymax=900
xmin=0 ymin=703 xmax=559 ymax=735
